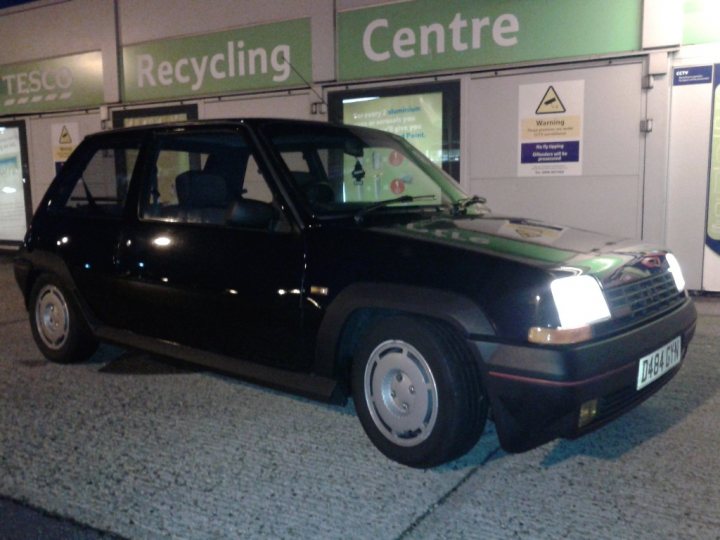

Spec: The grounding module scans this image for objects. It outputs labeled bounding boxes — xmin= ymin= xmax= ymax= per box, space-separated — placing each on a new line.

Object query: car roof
xmin=87 ymin=118 xmax=344 ymax=139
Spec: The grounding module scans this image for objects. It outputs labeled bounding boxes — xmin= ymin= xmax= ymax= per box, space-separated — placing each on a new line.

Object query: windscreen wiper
xmin=451 ymin=195 xmax=487 ymax=216
xmin=354 ymin=194 xmax=437 ymax=224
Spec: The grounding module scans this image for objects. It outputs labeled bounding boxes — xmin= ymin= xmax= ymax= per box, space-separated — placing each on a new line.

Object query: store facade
xmin=0 ymin=0 xmax=718 ymax=290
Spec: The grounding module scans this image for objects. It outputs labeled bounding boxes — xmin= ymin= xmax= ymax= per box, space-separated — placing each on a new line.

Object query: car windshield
xmin=260 ymin=121 xmax=478 ymax=218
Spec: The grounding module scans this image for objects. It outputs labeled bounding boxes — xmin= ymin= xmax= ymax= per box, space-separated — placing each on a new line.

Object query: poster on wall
xmin=339 ymin=93 xmax=444 ymax=203
xmin=51 ymin=123 xmax=79 ymax=174
xmin=704 ymin=65 xmax=720 ymax=291
xmin=342 ymin=92 xmax=444 ymax=166
xmin=0 ymin=127 xmax=27 ymax=242
xmin=518 ymin=80 xmax=584 ymax=177
xmin=329 ymin=81 xmax=460 ymax=181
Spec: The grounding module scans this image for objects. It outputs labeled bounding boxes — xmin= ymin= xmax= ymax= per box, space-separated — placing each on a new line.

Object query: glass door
xmin=0 ymin=121 xmax=31 ymax=245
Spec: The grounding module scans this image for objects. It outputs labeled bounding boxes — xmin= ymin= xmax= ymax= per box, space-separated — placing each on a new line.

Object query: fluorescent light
xmin=1 ymin=186 xmax=16 ymax=194
xmin=343 ymin=97 xmax=379 ymax=104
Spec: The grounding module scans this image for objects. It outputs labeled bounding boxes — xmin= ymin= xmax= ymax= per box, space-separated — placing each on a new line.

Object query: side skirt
xmin=95 ymin=325 xmax=347 ymax=405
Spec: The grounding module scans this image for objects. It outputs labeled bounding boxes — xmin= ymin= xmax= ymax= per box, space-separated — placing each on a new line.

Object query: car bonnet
xmin=374 ymin=216 xmax=669 ymax=286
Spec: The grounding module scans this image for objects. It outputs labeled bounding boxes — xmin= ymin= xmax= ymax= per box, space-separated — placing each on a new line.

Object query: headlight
xmin=665 ymin=253 xmax=686 ymax=292
xmin=550 ymin=275 xmax=611 ymax=329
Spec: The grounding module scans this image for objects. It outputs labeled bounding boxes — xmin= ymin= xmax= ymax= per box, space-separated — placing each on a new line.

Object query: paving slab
xmin=0 ymin=256 xmax=498 ymax=538
xmin=1 ymin=257 xmax=719 ymax=539
xmin=407 ymin=315 xmax=720 ymax=539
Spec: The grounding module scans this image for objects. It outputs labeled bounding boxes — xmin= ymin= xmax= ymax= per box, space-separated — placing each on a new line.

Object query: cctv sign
xmin=673 ymin=66 xmax=712 ymax=86
xmin=0 ymin=51 xmax=104 ymax=115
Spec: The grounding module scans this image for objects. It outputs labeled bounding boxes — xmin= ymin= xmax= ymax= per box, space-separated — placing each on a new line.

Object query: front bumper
xmin=472 ymin=297 xmax=697 ymax=453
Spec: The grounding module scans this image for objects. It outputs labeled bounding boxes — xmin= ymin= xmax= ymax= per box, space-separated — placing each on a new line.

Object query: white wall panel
xmin=642 ymin=0 xmax=683 ymax=49
xmin=466 ymin=62 xmax=645 ymax=240
xmin=666 ymin=45 xmax=720 ymax=291
xmin=0 ymin=0 xmax=113 ymax=62
xmin=201 ymin=91 xmax=316 ymax=120
xmin=666 ymin=73 xmax=710 ymax=289
xmin=0 ymin=0 xmax=119 ymax=102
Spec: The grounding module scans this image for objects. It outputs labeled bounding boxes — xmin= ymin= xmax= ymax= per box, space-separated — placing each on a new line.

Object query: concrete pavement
xmin=1 ymin=253 xmax=719 ymax=539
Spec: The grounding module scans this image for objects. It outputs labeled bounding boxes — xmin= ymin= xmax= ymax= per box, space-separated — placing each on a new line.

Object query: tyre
xmin=29 ymin=274 xmax=98 ymax=364
xmin=352 ymin=316 xmax=488 ymax=468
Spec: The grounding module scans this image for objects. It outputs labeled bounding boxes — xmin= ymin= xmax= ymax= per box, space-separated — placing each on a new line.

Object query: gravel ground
xmin=1 ymin=253 xmax=719 ymax=539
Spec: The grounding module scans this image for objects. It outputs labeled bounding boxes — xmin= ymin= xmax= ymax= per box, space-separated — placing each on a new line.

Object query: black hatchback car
xmin=14 ymin=119 xmax=696 ymax=467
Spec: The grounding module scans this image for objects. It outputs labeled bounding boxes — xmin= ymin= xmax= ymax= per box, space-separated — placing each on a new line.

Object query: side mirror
xmin=226 ymin=199 xmax=277 ymax=229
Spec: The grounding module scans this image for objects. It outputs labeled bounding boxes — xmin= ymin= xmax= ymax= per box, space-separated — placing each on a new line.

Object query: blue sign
xmin=520 ymin=141 xmax=579 ymax=164
xmin=673 ymin=66 xmax=712 ymax=86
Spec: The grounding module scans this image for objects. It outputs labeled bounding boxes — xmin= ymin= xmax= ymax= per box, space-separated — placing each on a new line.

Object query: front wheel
xmin=29 ymin=274 xmax=98 ymax=363
xmin=352 ymin=316 xmax=487 ymax=468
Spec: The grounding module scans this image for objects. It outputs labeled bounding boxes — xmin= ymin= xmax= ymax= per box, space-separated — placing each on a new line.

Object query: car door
xmin=39 ymin=133 xmax=145 ymax=326
xmin=115 ymin=126 xmax=307 ymax=368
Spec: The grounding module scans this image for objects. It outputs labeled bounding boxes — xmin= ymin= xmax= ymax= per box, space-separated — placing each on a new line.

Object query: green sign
xmin=682 ymin=0 xmax=720 ymax=45
xmin=0 ymin=52 xmax=103 ymax=115
xmin=122 ymin=18 xmax=311 ymax=102
xmin=337 ymin=0 xmax=641 ymax=81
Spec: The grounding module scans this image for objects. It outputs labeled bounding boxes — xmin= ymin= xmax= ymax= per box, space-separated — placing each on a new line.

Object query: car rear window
xmin=49 ymin=140 xmax=141 ymax=218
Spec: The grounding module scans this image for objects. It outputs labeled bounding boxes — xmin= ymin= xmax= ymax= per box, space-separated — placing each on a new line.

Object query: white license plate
xmin=636 ymin=336 xmax=682 ymax=390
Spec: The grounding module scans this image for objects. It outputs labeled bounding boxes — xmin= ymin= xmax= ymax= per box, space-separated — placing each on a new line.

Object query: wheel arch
xmin=313 ymin=282 xmax=495 ymax=386
xmin=15 ymin=251 xmax=95 ymax=325
xmin=16 ymin=252 xmax=66 ymax=304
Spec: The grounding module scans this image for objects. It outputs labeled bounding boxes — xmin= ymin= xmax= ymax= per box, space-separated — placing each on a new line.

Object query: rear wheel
xmin=29 ymin=275 xmax=98 ymax=363
xmin=352 ymin=316 xmax=487 ymax=468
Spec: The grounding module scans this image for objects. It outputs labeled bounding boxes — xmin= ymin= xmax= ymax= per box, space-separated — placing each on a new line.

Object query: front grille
xmin=596 ymin=384 xmax=650 ymax=423
xmin=593 ymin=366 xmax=679 ymax=427
xmin=604 ymin=272 xmax=682 ymax=321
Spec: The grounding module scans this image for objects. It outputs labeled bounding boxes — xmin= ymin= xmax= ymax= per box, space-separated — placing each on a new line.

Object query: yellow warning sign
xmin=535 ymin=86 xmax=566 ymax=114
xmin=52 ymin=123 xmax=79 ymax=163
xmin=521 ymin=115 xmax=581 ymax=140
xmin=58 ymin=125 xmax=72 ymax=144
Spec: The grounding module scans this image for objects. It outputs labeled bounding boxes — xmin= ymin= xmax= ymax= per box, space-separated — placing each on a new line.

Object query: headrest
xmin=176 ymin=171 xmax=228 ymax=208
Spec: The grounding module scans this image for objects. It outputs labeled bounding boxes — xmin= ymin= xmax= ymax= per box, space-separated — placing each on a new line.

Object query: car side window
xmin=276 ymin=149 xmax=337 ymax=207
xmin=242 ymin=155 xmax=273 ymax=203
xmin=140 ymin=130 xmax=280 ymax=229
xmin=50 ymin=141 xmax=140 ymax=217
